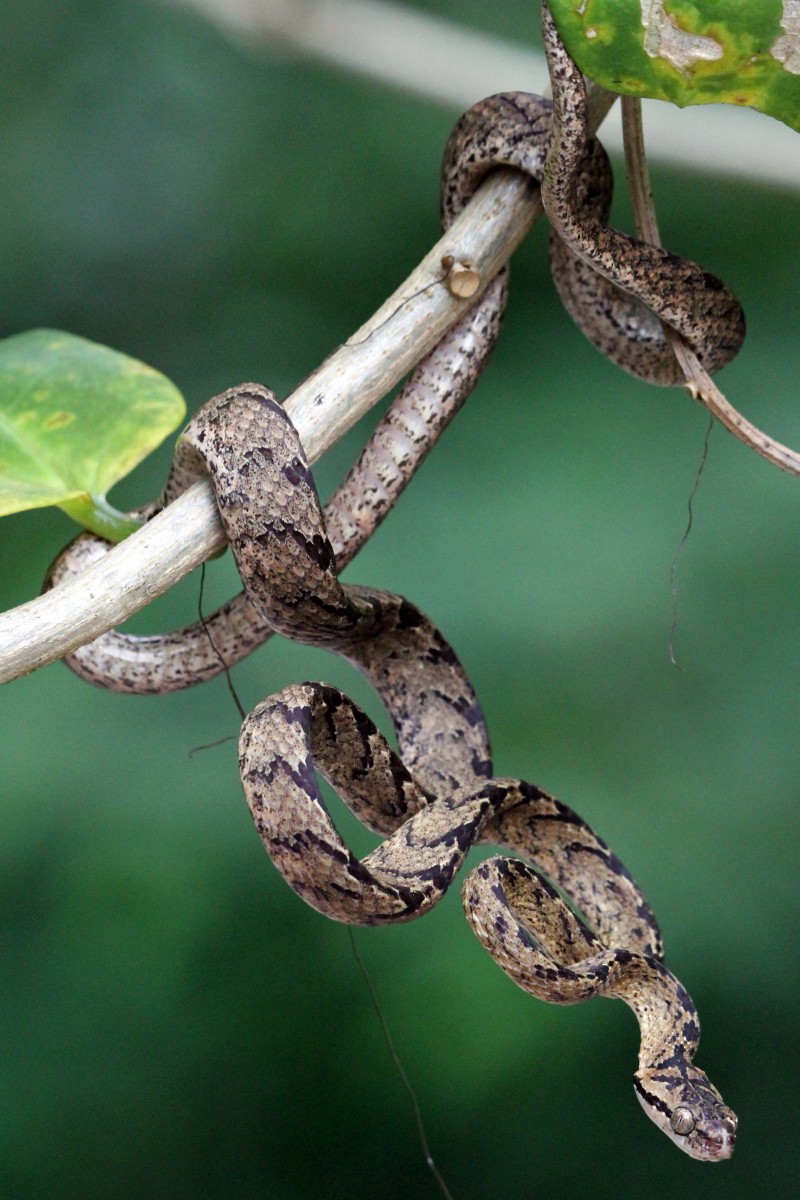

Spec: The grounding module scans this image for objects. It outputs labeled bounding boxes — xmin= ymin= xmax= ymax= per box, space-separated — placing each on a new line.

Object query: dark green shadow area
xmin=0 ymin=2 xmax=798 ymax=1198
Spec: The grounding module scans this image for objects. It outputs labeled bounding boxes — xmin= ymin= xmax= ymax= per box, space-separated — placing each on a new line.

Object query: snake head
xmin=633 ymin=1064 xmax=737 ymax=1162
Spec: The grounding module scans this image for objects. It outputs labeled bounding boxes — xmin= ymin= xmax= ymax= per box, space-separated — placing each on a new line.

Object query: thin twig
xmin=347 ymin=928 xmax=455 ymax=1200
xmin=621 ymin=96 xmax=800 ymax=477
xmin=667 ymin=412 xmax=714 ymax=669
xmin=196 ymin=563 xmax=247 ymax=720
xmin=621 ymin=97 xmax=660 ymax=246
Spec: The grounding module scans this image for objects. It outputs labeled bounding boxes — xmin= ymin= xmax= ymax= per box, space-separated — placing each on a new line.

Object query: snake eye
xmin=670 ymin=1107 xmax=696 ymax=1136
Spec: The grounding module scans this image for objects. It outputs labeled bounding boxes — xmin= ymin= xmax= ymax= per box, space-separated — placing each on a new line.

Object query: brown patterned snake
xmin=43 ymin=5 xmax=740 ymax=1160
xmin=160 ymin=381 xmax=734 ymax=1160
xmin=46 ymin=2 xmax=744 ymax=692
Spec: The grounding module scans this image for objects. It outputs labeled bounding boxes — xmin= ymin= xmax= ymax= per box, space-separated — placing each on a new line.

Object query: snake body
xmin=145 ymin=381 xmax=733 ymax=1159
xmin=43 ymin=8 xmax=741 ymax=1159
xmin=47 ymin=5 xmax=744 ymax=694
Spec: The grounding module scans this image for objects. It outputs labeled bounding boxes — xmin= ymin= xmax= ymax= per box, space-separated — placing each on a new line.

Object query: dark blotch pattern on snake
xmin=539 ymin=3 xmax=743 ymax=384
xmin=146 ymin=382 xmax=735 ymax=1160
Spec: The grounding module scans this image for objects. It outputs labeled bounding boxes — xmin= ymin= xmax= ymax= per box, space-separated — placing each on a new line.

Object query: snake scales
xmin=45 ymin=4 xmax=741 ymax=1162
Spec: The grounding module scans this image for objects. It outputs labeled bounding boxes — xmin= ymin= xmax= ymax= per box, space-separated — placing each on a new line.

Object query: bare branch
xmin=0 ymin=160 xmax=561 ymax=684
xmin=1 ymin=75 xmax=623 ymax=686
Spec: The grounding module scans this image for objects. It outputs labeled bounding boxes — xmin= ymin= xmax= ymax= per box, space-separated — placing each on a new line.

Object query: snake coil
xmin=192 ymin=385 xmax=735 ymax=1160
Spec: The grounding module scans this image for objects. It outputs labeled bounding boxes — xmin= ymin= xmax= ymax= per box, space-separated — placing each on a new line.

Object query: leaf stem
xmin=58 ymin=494 xmax=144 ymax=542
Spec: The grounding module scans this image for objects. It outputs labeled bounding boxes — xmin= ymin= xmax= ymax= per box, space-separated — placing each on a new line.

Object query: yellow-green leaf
xmin=548 ymin=0 xmax=800 ymax=133
xmin=0 ymin=329 xmax=185 ymax=540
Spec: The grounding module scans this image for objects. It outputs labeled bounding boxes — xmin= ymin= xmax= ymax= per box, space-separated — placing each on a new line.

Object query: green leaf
xmin=548 ymin=0 xmax=800 ymax=133
xmin=0 ymin=329 xmax=185 ymax=540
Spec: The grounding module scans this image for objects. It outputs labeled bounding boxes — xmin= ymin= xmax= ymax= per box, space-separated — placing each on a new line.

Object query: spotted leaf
xmin=548 ymin=0 xmax=800 ymax=132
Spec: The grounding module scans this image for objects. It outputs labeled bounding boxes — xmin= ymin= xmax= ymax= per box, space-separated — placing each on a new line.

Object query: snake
xmin=132 ymin=380 xmax=731 ymax=1160
xmin=42 ymin=6 xmax=740 ymax=1158
xmin=46 ymin=2 xmax=745 ymax=696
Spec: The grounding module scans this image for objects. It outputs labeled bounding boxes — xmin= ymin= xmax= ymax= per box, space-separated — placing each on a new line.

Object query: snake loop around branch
xmin=46 ymin=3 xmax=744 ymax=694
xmin=538 ymin=3 xmax=744 ymax=385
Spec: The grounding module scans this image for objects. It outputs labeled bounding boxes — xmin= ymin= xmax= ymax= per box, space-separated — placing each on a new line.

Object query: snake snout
xmin=688 ymin=1110 xmax=737 ymax=1163
xmin=633 ymin=1069 xmax=737 ymax=1162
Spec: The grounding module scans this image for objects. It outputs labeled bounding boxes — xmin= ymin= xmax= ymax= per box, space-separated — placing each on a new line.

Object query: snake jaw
xmin=633 ymin=1069 xmax=737 ymax=1162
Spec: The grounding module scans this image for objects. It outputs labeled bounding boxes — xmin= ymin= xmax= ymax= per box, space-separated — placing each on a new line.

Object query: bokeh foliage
xmin=0 ymin=1 xmax=798 ymax=1197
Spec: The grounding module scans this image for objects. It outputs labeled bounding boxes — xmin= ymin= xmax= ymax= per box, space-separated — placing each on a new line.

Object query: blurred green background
xmin=1 ymin=1 xmax=798 ymax=1196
